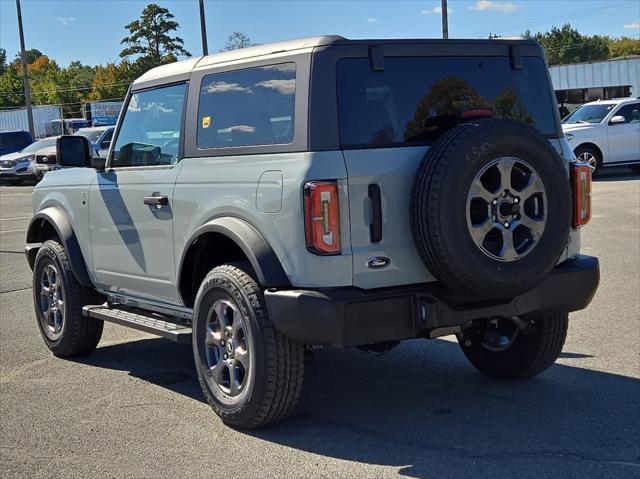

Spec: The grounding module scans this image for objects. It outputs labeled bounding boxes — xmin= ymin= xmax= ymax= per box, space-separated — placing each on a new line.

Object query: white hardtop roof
xmin=132 ymin=36 xmax=344 ymax=89
xmin=131 ymin=34 xmax=540 ymax=90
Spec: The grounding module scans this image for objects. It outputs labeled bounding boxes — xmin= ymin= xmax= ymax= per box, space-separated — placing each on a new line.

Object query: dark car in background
xmin=0 ymin=131 xmax=33 ymax=157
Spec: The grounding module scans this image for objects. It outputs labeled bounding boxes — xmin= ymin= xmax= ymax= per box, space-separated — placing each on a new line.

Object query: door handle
xmin=143 ymin=194 xmax=168 ymax=207
xmin=368 ymin=184 xmax=382 ymax=243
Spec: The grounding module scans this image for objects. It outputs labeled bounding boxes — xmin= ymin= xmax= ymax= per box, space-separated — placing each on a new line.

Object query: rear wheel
xmin=458 ymin=313 xmax=568 ymax=379
xmin=192 ymin=262 xmax=304 ymax=429
xmin=574 ymin=145 xmax=602 ymax=175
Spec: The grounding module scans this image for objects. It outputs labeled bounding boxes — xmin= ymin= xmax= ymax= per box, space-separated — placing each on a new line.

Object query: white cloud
xmin=57 ymin=17 xmax=75 ymax=26
xmin=421 ymin=6 xmax=452 ymax=15
xmin=367 ymin=17 xmax=379 ymax=23
xmin=468 ymin=1 xmax=520 ymax=13
xmin=623 ymin=22 xmax=640 ymax=30
xmin=206 ymin=81 xmax=250 ymax=93
xmin=255 ymin=79 xmax=295 ymax=95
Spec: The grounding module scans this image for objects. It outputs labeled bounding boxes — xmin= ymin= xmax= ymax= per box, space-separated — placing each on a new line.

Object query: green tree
xmin=404 ymin=77 xmax=488 ymax=140
xmin=10 ymin=48 xmax=43 ymax=67
xmin=89 ymin=60 xmax=136 ymax=102
xmin=532 ymin=23 xmax=609 ymax=65
xmin=120 ymin=3 xmax=190 ymax=65
xmin=493 ymin=87 xmax=534 ymax=125
xmin=0 ymin=64 xmax=24 ymax=108
xmin=608 ymin=37 xmax=640 ymax=58
xmin=223 ymin=31 xmax=259 ymax=51
xmin=0 ymin=48 xmax=7 ymax=75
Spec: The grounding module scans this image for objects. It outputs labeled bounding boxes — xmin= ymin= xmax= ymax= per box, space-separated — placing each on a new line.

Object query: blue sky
xmin=1 ymin=0 xmax=639 ymax=66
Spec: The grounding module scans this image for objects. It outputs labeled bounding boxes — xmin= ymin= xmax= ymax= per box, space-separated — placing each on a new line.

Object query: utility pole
xmin=16 ymin=0 xmax=35 ymax=137
xmin=199 ymin=0 xmax=209 ymax=56
xmin=441 ymin=0 xmax=449 ymax=39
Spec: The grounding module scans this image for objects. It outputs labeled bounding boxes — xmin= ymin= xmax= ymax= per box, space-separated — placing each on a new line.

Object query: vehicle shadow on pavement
xmin=593 ymin=166 xmax=639 ymax=182
xmin=76 ymin=337 xmax=640 ymax=478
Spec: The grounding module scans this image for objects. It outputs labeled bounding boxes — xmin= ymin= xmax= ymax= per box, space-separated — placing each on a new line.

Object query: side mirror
xmin=100 ymin=140 xmax=111 ymax=149
xmin=56 ymin=135 xmax=92 ymax=168
xmin=610 ymin=115 xmax=626 ymax=125
xmin=91 ymin=157 xmax=106 ymax=170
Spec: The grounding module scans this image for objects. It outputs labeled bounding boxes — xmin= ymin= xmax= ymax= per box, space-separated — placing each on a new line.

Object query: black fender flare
xmin=178 ymin=217 xmax=290 ymax=297
xmin=25 ymin=207 xmax=93 ymax=287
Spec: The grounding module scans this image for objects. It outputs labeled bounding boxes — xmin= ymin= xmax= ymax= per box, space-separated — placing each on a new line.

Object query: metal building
xmin=549 ymin=56 xmax=640 ymax=114
xmin=0 ymin=105 xmax=62 ymax=138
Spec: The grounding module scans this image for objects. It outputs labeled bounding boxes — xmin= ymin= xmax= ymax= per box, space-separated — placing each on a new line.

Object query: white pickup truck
xmin=563 ymin=98 xmax=640 ymax=173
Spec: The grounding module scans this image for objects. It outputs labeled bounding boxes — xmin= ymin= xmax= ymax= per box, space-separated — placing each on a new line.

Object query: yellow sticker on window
xmin=202 ymin=116 xmax=211 ymax=129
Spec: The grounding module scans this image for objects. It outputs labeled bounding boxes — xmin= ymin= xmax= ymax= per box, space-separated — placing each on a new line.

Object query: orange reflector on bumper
xmin=572 ymin=163 xmax=592 ymax=228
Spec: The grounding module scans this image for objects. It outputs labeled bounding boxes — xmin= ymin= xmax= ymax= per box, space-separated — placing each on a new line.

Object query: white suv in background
xmin=562 ymin=98 xmax=640 ymax=173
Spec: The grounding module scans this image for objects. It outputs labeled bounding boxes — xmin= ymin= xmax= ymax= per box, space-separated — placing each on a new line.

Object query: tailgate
xmin=343 ymin=147 xmax=436 ymax=289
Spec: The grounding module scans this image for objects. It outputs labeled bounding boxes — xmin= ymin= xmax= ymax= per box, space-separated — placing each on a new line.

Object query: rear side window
xmin=613 ymin=103 xmax=640 ymax=123
xmin=337 ymin=56 xmax=557 ymax=148
xmin=197 ymin=63 xmax=296 ymax=149
xmin=0 ymin=132 xmax=31 ymax=150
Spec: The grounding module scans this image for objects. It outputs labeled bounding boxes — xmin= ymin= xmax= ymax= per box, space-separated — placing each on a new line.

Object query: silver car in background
xmin=74 ymin=126 xmax=115 ymax=158
xmin=0 ymin=137 xmax=58 ymax=185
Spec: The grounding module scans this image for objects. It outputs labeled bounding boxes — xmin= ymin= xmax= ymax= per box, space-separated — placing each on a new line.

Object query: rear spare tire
xmin=411 ymin=120 xmax=571 ymax=299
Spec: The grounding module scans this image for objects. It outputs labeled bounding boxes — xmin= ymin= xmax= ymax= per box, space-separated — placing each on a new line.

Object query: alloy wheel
xmin=577 ymin=151 xmax=598 ymax=172
xmin=38 ymin=263 xmax=65 ymax=340
xmin=466 ymin=157 xmax=548 ymax=262
xmin=204 ymin=298 xmax=251 ymax=397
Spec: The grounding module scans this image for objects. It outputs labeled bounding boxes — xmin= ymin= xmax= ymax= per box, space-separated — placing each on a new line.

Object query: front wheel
xmin=574 ymin=145 xmax=602 ymax=175
xmin=458 ymin=313 xmax=568 ymax=379
xmin=32 ymin=240 xmax=104 ymax=357
xmin=192 ymin=262 xmax=304 ymax=429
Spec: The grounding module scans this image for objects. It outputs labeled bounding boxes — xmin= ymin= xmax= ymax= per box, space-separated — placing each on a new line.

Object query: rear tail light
xmin=303 ymin=181 xmax=341 ymax=254
xmin=572 ymin=163 xmax=592 ymax=228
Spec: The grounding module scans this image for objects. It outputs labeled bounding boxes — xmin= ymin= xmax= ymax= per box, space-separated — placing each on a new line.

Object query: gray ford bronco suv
xmin=26 ymin=36 xmax=599 ymax=429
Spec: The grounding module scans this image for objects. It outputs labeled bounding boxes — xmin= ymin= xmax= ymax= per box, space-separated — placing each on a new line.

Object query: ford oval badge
xmin=365 ymin=257 xmax=391 ymax=269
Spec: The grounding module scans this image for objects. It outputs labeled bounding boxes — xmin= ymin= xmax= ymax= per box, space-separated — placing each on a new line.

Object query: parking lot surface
xmin=1 ymin=169 xmax=639 ymax=479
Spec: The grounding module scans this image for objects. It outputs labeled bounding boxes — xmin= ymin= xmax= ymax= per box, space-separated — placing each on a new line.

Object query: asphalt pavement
xmin=1 ymin=168 xmax=639 ymax=479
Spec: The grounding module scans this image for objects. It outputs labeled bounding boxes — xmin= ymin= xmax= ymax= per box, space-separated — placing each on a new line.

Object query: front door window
xmin=112 ymin=83 xmax=186 ymax=167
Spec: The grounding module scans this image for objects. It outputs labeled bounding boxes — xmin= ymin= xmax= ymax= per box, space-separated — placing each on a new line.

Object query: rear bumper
xmin=265 ymin=254 xmax=599 ymax=347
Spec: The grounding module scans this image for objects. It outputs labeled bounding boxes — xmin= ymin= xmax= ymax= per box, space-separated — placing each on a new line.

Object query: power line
xmin=0 ymin=79 xmax=135 ymax=97
xmin=463 ymin=2 xmax=638 ymax=38
xmin=0 ymin=96 xmax=125 ymax=110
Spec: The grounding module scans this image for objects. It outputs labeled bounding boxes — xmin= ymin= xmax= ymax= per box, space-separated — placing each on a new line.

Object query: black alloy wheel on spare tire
xmin=411 ymin=119 xmax=572 ymax=300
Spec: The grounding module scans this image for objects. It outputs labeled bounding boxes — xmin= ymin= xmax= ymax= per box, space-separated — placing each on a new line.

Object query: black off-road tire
xmin=192 ymin=262 xmax=304 ymax=429
xmin=459 ymin=313 xmax=568 ymax=379
xmin=32 ymin=240 xmax=104 ymax=357
xmin=411 ymin=119 xmax=572 ymax=300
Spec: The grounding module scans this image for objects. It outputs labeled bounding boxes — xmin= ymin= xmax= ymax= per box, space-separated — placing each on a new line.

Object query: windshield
xmin=74 ymin=129 xmax=104 ymax=142
xmin=563 ymin=104 xmax=615 ymax=124
xmin=21 ymin=137 xmax=57 ymax=153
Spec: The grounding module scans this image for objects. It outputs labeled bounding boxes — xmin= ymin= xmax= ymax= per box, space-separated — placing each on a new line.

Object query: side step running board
xmin=83 ymin=304 xmax=192 ymax=344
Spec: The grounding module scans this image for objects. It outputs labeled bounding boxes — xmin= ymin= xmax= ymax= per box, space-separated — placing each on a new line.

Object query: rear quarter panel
xmin=173 ymin=151 xmax=353 ymax=288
